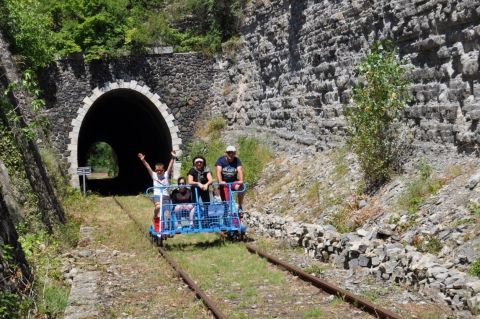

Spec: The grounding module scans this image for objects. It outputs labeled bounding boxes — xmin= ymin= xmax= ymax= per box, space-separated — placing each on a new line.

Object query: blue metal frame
xmin=146 ymin=182 xmax=247 ymax=240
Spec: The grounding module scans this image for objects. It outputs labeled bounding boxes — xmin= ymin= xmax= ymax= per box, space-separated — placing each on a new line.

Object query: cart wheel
xmin=149 ymin=233 xmax=154 ymax=243
xmin=154 ymin=235 xmax=164 ymax=247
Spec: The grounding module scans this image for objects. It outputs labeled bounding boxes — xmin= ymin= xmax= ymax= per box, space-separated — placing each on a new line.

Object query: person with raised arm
xmin=138 ymin=150 xmax=176 ymax=230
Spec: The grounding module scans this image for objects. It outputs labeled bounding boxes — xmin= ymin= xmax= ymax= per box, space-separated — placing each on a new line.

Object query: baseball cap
xmin=226 ymin=145 xmax=236 ymax=152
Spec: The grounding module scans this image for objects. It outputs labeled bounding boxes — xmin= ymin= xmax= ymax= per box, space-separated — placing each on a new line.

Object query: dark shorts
xmin=152 ymin=195 xmax=171 ymax=205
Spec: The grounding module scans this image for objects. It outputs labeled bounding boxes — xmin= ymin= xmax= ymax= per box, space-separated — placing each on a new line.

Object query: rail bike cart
xmin=146 ymin=182 xmax=247 ymax=247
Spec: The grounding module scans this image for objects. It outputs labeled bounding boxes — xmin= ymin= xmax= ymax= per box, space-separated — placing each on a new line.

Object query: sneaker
xmin=238 ymin=207 xmax=244 ymax=219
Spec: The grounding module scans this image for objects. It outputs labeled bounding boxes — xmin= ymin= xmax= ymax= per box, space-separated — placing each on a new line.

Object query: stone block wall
xmin=211 ymin=0 xmax=480 ymax=153
xmin=39 ymin=53 xmax=215 ymax=163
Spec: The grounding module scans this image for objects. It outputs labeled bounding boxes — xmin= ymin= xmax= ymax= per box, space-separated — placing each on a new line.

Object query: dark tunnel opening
xmin=77 ymin=89 xmax=173 ymax=195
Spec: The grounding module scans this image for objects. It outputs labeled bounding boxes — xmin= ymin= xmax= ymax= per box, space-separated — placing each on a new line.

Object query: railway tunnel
xmin=77 ymin=88 xmax=173 ymax=195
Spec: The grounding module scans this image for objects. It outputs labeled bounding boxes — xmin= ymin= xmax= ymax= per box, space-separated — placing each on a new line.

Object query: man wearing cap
xmin=215 ymin=145 xmax=245 ymax=211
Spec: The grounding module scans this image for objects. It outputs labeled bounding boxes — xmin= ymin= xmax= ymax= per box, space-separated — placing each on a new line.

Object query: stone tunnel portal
xmin=77 ymin=89 xmax=173 ymax=195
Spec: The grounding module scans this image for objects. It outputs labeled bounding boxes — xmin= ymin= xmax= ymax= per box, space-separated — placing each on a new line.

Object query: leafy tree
xmin=345 ymin=41 xmax=410 ymax=190
xmin=2 ymin=0 xmax=55 ymax=69
xmin=86 ymin=142 xmax=118 ymax=176
xmin=1 ymin=0 xmax=246 ymax=64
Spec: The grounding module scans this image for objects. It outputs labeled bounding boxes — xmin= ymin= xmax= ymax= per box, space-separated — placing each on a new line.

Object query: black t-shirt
xmin=171 ymin=188 xmax=192 ymax=204
xmin=188 ymin=167 xmax=210 ymax=184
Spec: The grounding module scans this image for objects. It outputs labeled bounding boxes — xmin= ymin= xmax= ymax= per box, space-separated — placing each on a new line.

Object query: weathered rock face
xmin=0 ymin=32 xmax=65 ymax=231
xmin=0 ymin=165 xmax=31 ymax=297
xmin=211 ymin=0 xmax=480 ymax=153
xmin=0 ymin=31 xmax=65 ymax=298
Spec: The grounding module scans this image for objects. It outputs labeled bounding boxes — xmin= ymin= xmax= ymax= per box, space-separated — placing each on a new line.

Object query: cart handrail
xmin=144 ymin=182 xmax=248 ymax=196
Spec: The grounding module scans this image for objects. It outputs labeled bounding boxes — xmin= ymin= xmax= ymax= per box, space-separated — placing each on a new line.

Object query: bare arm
xmin=216 ymin=165 xmax=224 ymax=183
xmin=199 ymin=171 xmax=213 ymax=191
xmin=236 ymin=166 xmax=244 ymax=183
xmin=138 ymin=153 xmax=153 ymax=176
xmin=166 ymin=150 xmax=176 ymax=175
xmin=187 ymin=173 xmax=196 ymax=186
xmin=206 ymin=171 xmax=213 ymax=186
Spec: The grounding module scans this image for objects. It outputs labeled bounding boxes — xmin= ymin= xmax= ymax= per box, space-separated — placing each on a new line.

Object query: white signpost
xmin=77 ymin=166 xmax=91 ymax=196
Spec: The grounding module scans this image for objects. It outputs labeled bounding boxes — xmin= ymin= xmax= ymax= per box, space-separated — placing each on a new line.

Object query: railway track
xmin=113 ymin=197 xmax=403 ymax=319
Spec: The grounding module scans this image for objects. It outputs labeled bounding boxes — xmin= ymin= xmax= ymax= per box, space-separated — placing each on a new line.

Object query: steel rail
xmin=245 ymin=243 xmax=403 ymax=319
xmin=113 ymin=197 xmax=228 ymax=319
xmin=158 ymin=247 xmax=228 ymax=319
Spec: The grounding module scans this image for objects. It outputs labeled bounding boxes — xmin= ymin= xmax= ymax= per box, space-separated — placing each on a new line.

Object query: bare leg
xmin=190 ymin=208 xmax=195 ymax=225
xmin=154 ymin=202 xmax=160 ymax=218
xmin=164 ymin=209 xmax=171 ymax=230
xmin=237 ymin=192 xmax=245 ymax=210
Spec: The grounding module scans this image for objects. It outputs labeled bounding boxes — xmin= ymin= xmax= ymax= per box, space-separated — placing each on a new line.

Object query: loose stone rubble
xmin=247 ymin=211 xmax=480 ymax=314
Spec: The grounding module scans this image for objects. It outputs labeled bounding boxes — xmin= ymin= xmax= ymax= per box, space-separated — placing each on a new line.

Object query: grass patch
xmin=79 ymin=196 xmax=210 ymax=318
xmin=329 ymin=199 xmax=358 ymax=233
xmin=17 ymin=208 xmax=82 ymax=318
xmin=37 ymin=284 xmax=69 ymax=317
xmin=169 ymin=239 xmax=284 ymax=292
xmin=329 ymin=296 xmax=345 ymax=306
xmin=304 ymin=308 xmax=325 ymax=318
xmin=470 ymin=258 xmax=480 ymax=277
xmin=412 ymin=235 xmax=443 ymax=254
xmin=303 ymin=264 xmax=326 ymax=276
xmin=331 ymin=146 xmax=350 ymax=177
xmin=196 ymin=117 xmax=226 ymax=139
xmin=238 ymin=136 xmax=272 ymax=186
xmin=468 ymin=202 xmax=480 ymax=217
xmin=397 ymin=161 xmax=445 ymax=214
xmin=306 ymin=181 xmax=321 ymax=204
xmin=360 ymin=288 xmax=385 ymax=303
xmin=330 ymin=209 xmax=353 ymax=234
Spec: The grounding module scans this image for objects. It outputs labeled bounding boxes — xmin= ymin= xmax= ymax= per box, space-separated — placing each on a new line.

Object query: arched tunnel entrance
xmin=77 ymin=89 xmax=173 ymax=195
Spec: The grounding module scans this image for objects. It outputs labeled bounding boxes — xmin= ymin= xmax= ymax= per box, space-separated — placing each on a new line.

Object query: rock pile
xmin=246 ymin=211 xmax=480 ymax=314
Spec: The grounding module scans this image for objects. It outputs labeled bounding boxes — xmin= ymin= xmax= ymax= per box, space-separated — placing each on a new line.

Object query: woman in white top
xmin=138 ymin=151 xmax=176 ymax=222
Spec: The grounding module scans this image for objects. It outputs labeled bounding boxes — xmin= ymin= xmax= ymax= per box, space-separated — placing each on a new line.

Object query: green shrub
xmin=180 ymin=118 xmax=271 ymax=188
xmin=86 ymin=141 xmax=118 ymax=176
xmin=37 ymin=284 xmax=69 ymax=317
xmin=470 ymin=258 xmax=480 ymax=277
xmin=1 ymin=0 xmax=247 ymax=66
xmin=468 ymin=202 xmax=480 ymax=217
xmin=414 ymin=235 xmax=443 ymax=254
xmin=0 ymin=291 xmax=21 ymax=319
xmin=345 ymin=40 xmax=410 ymax=190
xmin=17 ymin=216 xmax=80 ymax=317
xmin=238 ymin=136 xmax=272 ymax=186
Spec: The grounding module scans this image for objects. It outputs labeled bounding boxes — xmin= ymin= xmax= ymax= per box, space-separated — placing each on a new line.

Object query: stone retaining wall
xmin=211 ymin=0 xmax=480 ymax=153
